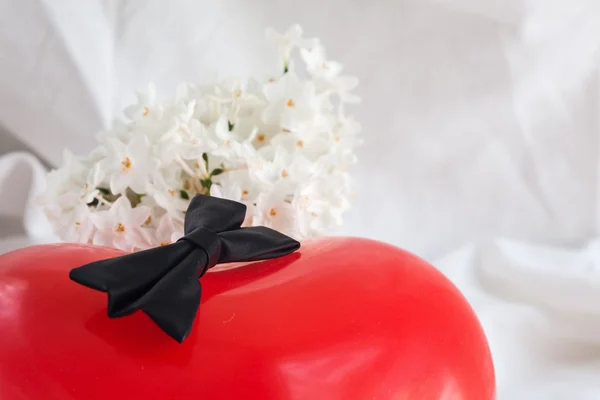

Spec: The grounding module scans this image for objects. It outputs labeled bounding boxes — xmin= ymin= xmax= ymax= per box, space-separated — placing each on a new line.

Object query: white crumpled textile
xmin=2 ymin=0 xmax=600 ymax=397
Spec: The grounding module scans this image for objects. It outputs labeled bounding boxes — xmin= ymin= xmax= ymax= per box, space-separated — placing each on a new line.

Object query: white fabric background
xmin=2 ymin=0 xmax=600 ymax=397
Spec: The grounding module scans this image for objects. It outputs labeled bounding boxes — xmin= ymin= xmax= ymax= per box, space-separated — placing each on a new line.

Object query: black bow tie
xmin=69 ymin=194 xmax=300 ymax=343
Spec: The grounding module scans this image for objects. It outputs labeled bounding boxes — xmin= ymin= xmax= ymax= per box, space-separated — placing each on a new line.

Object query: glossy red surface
xmin=0 ymin=238 xmax=494 ymax=399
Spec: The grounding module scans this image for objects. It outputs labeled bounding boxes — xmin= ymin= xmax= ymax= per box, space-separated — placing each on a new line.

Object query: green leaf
xmin=180 ymin=190 xmax=189 ymax=200
xmin=202 ymin=153 xmax=209 ymax=170
xmin=228 ymin=121 xmax=234 ymax=131
xmin=210 ymin=168 xmax=224 ymax=177
xmin=200 ymin=178 xmax=213 ymax=191
xmin=283 ymin=64 xmax=289 ymax=74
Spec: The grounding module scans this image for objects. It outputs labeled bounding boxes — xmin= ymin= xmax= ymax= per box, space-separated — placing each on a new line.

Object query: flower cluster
xmin=38 ymin=25 xmax=362 ymax=251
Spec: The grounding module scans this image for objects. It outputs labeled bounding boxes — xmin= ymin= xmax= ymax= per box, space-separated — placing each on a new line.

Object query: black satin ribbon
xmin=69 ymin=194 xmax=300 ymax=343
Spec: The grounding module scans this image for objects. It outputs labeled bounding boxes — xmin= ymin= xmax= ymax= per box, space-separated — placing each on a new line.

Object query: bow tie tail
xmin=139 ymin=249 xmax=204 ymax=343
xmin=217 ymin=226 xmax=301 ymax=263
xmin=69 ymin=241 xmax=205 ymax=335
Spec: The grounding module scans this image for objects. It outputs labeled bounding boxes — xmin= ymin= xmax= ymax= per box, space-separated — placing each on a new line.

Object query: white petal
xmin=87 ymin=163 xmax=105 ymax=187
xmin=170 ymin=230 xmax=184 ymax=243
xmin=82 ymin=189 xmax=99 ymax=204
xmin=147 ymin=83 xmax=157 ymax=103
xmin=263 ymin=79 xmax=286 ymax=102
xmin=90 ymin=210 xmax=114 ymax=232
xmin=109 ymin=173 xmax=130 ymax=194
xmin=261 ymin=104 xmax=283 ymax=125
xmin=156 ymin=215 xmax=176 ymax=243
xmin=92 ymin=230 xmax=114 ymax=247
xmin=265 ymin=27 xmax=283 ymax=43
xmin=106 ymin=138 xmax=128 ymax=158
xmin=112 ymin=196 xmax=133 ymax=223
xmin=131 ymin=205 xmax=151 ymax=227
xmin=113 ymin=235 xmax=133 ymax=252
xmin=285 ymin=24 xmax=303 ymax=41
xmin=128 ymin=134 xmax=151 ymax=158
xmin=214 ymin=116 xmax=230 ymax=141
xmin=128 ymin=170 xmax=151 ymax=193
xmin=123 ymin=104 xmax=143 ymax=120
xmin=137 ymin=227 xmax=155 ymax=248
xmin=209 ymin=184 xmax=224 ymax=198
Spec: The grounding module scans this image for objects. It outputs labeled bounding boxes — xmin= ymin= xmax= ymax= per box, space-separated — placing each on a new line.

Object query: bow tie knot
xmin=178 ymin=227 xmax=222 ymax=277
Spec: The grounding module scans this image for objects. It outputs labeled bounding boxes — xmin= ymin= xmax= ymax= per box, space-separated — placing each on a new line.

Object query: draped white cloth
xmin=2 ymin=0 xmax=600 ymax=397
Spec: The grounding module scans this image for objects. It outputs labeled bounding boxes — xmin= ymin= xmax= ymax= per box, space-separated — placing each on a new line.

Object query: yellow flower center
xmin=322 ymin=62 xmax=328 ymax=70
xmin=269 ymin=208 xmax=277 ymax=217
xmin=242 ymin=189 xmax=249 ymax=196
xmin=143 ymin=106 xmax=150 ymax=116
xmin=144 ymin=216 xmax=152 ymax=225
xmin=121 ymin=157 xmax=132 ymax=171
xmin=160 ymin=241 xmax=171 ymax=246
xmin=183 ymin=180 xmax=191 ymax=190
xmin=75 ymin=221 xmax=81 ymax=227
xmin=116 ymin=223 xmax=126 ymax=233
xmin=281 ymin=170 xmax=289 ymax=178
xmin=296 ymin=140 xmax=304 ymax=147
xmin=257 ymin=133 xmax=265 ymax=142
xmin=286 ymin=98 xmax=296 ymax=107
xmin=235 ymin=90 xmax=242 ymax=98
xmin=168 ymin=190 xmax=175 ymax=196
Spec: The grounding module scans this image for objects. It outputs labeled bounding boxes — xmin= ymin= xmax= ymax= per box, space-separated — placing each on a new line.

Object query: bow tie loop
xmin=184 ymin=194 xmax=247 ymax=234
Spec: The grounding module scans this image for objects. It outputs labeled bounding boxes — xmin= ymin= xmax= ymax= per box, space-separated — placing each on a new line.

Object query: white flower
xmin=253 ymin=187 xmax=298 ymax=237
xmin=160 ymin=118 xmax=216 ymax=162
xmin=90 ymin=196 xmax=151 ymax=251
xmin=269 ymin=130 xmax=331 ymax=160
xmin=300 ymin=44 xmax=344 ymax=80
xmin=262 ymin=73 xmax=321 ymax=132
xmin=234 ymin=115 xmax=279 ymax=148
xmin=59 ymin=203 xmax=95 ymax=243
xmin=39 ymin=24 xmax=361 ymax=249
xmin=147 ymin=168 xmax=189 ymax=221
xmin=266 ymin=24 xmax=316 ymax=69
xmin=154 ymin=214 xmax=184 ymax=246
xmin=210 ymin=117 xmax=258 ymax=162
xmin=212 ymin=169 xmax=259 ymax=203
xmin=300 ymin=43 xmax=360 ymax=103
xmin=211 ymin=169 xmax=258 ymax=226
xmin=100 ymin=135 xmax=159 ymax=194
xmin=212 ymin=115 xmax=238 ymax=143
xmin=124 ymin=83 xmax=159 ymax=120
xmin=210 ymin=178 xmax=242 ymax=202
xmin=95 ymin=120 xmax=132 ymax=144
xmin=79 ymin=163 xmax=105 ymax=204
xmin=250 ymin=147 xmax=314 ymax=191
xmin=212 ymin=78 xmax=263 ymax=114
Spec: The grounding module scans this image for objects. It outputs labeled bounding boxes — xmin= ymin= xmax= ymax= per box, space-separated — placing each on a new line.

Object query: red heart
xmin=0 ymin=238 xmax=494 ymax=399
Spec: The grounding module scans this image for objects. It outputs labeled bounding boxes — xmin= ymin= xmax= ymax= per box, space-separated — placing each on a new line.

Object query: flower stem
xmin=95 ymin=195 xmax=112 ymax=206
xmin=175 ymin=156 xmax=198 ymax=177
xmin=192 ymin=179 xmax=203 ymax=194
